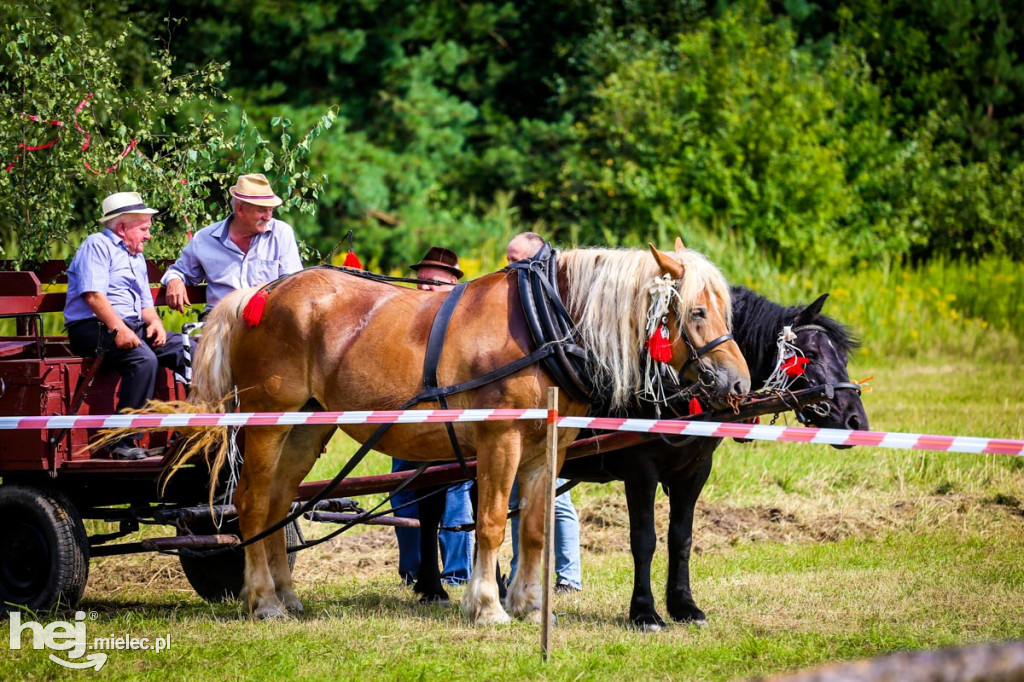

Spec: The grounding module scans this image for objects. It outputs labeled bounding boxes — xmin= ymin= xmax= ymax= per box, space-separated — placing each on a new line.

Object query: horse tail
xmin=85 ymin=288 xmax=258 ymax=504
xmin=159 ymin=287 xmax=259 ymax=502
xmin=189 ymin=286 xmax=256 ymax=408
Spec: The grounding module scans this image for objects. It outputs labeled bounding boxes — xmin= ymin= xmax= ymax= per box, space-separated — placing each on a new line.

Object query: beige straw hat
xmin=228 ymin=173 xmax=283 ymax=207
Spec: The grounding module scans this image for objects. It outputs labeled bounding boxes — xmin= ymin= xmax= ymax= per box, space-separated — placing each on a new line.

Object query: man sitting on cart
xmin=64 ymin=191 xmax=189 ymax=460
xmin=160 ymin=173 xmax=303 ymax=313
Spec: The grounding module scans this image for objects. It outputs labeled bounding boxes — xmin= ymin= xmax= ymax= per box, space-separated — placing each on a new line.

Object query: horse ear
xmin=674 ymin=236 xmax=686 ymax=252
xmin=795 ymin=293 xmax=829 ymax=326
xmin=649 ymin=243 xmax=684 ymax=279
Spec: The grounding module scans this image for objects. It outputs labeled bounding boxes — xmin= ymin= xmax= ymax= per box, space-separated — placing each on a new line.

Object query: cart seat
xmin=0 ymin=340 xmax=36 ymax=358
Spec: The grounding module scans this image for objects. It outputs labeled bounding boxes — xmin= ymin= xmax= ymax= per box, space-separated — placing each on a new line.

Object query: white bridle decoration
xmin=760 ymin=325 xmax=804 ymax=392
xmin=641 ymin=274 xmax=679 ymax=403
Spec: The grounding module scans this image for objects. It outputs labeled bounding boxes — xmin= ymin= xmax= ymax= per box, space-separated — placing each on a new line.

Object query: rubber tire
xmin=178 ymin=518 xmax=299 ymax=602
xmin=0 ymin=484 xmax=89 ymax=615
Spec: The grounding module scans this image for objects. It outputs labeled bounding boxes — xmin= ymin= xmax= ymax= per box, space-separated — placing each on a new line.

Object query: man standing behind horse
xmin=391 ymin=247 xmax=475 ymax=589
xmin=506 ymin=231 xmax=584 ymax=593
xmin=162 ymin=173 xmax=302 ymax=312
xmin=64 ymin=191 xmax=188 ymax=460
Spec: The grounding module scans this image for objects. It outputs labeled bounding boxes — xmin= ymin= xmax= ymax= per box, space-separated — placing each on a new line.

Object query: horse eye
xmin=691 ymin=307 xmax=706 ymax=320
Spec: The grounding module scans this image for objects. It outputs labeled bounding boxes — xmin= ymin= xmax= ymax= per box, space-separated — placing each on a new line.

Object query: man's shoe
xmin=110 ymin=444 xmax=149 ymax=460
xmin=554 ymin=578 xmax=581 ymax=594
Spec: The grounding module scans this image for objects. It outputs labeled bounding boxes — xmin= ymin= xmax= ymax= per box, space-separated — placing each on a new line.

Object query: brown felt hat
xmin=411 ymin=246 xmax=464 ymax=279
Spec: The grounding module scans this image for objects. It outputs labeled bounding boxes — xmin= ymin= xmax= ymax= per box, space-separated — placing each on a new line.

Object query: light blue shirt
xmin=160 ymin=215 xmax=303 ymax=308
xmin=64 ymin=230 xmax=154 ymax=325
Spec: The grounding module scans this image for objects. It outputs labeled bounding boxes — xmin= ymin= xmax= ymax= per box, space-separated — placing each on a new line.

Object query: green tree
xmin=0 ymin=3 xmax=332 ymax=266
xmin=535 ymin=4 xmax=900 ymax=267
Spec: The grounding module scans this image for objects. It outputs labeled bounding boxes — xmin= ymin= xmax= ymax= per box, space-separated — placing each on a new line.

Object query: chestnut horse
xmin=180 ymin=242 xmax=750 ymax=624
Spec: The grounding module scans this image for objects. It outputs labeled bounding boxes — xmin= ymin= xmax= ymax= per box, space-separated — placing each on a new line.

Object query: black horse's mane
xmin=730 ymin=285 xmax=860 ymax=385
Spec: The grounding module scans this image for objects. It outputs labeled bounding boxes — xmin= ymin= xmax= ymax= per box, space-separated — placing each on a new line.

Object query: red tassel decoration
xmin=343 ymin=250 xmax=363 ymax=269
xmin=688 ymin=398 xmax=703 ymax=416
xmin=781 ymin=355 xmax=811 ymax=378
xmin=647 ymin=324 xmax=672 ymax=363
xmin=243 ymin=290 xmax=269 ymax=328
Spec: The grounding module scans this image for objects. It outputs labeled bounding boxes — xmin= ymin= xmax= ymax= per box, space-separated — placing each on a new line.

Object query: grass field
xmin=2 ymin=353 xmax=1022 ymax=681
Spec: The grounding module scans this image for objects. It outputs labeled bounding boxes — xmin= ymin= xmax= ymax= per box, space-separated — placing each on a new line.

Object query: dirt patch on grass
xmin=83 ymin=493 xmax=1020 ymax=600
xmin=578 ymin=492 xmax=1023 ymax=555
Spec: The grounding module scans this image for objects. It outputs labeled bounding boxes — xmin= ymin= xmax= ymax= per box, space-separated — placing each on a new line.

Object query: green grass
xmin=2 ymin=250 xmax=1023 ymax=679
xmin=4 ymin=354 xmax=1021 ymax=680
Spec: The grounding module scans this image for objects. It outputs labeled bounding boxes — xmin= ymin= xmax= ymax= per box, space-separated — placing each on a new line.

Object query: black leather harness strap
xmin=679 ymin=332 xmax=735 ymax=380
xmin=422 ymin=282 xmax=472 ymax=475
xmin=418 ymin=281 xmax=572 ymax=474
xmin=510 ymin=245 xmax=594 ymax=403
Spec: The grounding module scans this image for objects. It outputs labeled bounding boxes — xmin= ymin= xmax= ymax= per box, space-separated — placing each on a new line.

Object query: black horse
xmin=409 ymin=286 xmax=868 ymax=627
xmin=558 ymin=285 xmax=869 ymax=630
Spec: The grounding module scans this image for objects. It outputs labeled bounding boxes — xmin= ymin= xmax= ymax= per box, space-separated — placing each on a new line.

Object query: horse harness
xmin=507 ymin=243 xmax=593 ymax=403
xmin=785 ymin=323 xmax=862 ymax=424
xmin=213 ymin=259 xmax=594 ymax=554
xmin=208 ymin=256 xmax=742 ymax=555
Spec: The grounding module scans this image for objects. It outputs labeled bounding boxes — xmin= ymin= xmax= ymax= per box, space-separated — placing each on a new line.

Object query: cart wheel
xmin=177 ymin=518 xmax=299 ymax=602
xmin=0 ymin=485 xmax=89 ymax=615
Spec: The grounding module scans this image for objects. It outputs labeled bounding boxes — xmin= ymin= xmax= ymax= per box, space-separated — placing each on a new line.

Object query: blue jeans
xmin=509 ymin=478 xmax=582 ymax=589
xmin=391 ymin=459 xmax=474 ymax=585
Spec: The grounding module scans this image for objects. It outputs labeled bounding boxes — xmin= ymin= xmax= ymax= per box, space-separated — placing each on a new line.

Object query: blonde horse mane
xmin=561 ymin=247 xmax=733 ymax=411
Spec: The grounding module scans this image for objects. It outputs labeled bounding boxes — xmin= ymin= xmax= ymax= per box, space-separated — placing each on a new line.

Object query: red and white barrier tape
xmin=1 ymin=409 xmax=1021 ymax=457
xmin=557 ymin=417 xmax=1024 ymax=457
xmin=0 ymin=409 xmax=548 ymax=431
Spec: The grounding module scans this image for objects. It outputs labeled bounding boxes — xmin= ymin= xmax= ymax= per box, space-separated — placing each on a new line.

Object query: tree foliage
xmin=0 ymin=3 xmax=332 ymax=267
xmin=2 ymin=0 xmax=1022 ymax=270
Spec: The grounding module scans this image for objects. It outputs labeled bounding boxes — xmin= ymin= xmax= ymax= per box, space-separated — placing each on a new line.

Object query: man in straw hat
xmin=64 ymin=191 xmax=189 ymax=460
xmin=391 ymin=246 xmax=475 ymax=586
xmin=162 ymin=173 xmax=302 ymax=311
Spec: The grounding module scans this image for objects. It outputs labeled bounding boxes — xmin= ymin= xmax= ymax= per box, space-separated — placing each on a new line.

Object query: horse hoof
xmin=672 ymin=614 xmax=708 ymax=627
xmin=419 ymin=594 xmax=451 ymax=607
xmin=669 ymin=605 xmax=707 ymax=626
xmin=255 ymin=603 xmax=289 ymax=620
xmin=472 ymin=609 xmax=512 ymax=626
xmin=631 ymin=616 xmax=666 ymax=633
xmin=523 ymin=609 xmax=555 ymax=626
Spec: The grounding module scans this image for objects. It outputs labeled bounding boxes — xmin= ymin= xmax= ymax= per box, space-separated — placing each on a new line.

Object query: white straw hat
xmin=99 ymin=191 xmax=158 ymax=224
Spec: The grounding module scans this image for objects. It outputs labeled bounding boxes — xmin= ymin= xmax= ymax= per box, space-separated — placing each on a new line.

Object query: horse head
xmin=788 ymin=293 xmax=869 ymax=445
xmin=648 ymin=239 xmax=750 ymax=405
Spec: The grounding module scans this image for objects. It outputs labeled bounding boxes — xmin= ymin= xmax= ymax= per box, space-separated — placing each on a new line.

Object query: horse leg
xmin=665 ymin=451 xmax=713 ymax=625
xmin=623 ymin=461 xmax=666 ymax=632
xmin=505 ymin=468 xmax=547 ymax=622
xmin=413 ymin=485 xmax=449 ymax=605
xmin=235 ymin=424 xmax=291 ymax=619
xmin=265 ymin=423 xmax=336 ymax=616
xmin=462 ymin=429 xmax=518 ymax=626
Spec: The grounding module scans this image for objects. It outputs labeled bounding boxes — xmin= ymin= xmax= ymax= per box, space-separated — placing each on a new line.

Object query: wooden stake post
xmin=541 ymin=387 xmax=559 ymax=660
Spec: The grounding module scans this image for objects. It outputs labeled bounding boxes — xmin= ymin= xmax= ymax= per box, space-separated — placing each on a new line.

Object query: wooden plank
xmin=541 ymin=386 xmax=559 ymax=661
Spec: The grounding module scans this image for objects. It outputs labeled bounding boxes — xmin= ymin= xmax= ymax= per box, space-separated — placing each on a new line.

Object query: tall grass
xmin=676 ymin=228 xmax=1023 ymax=362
